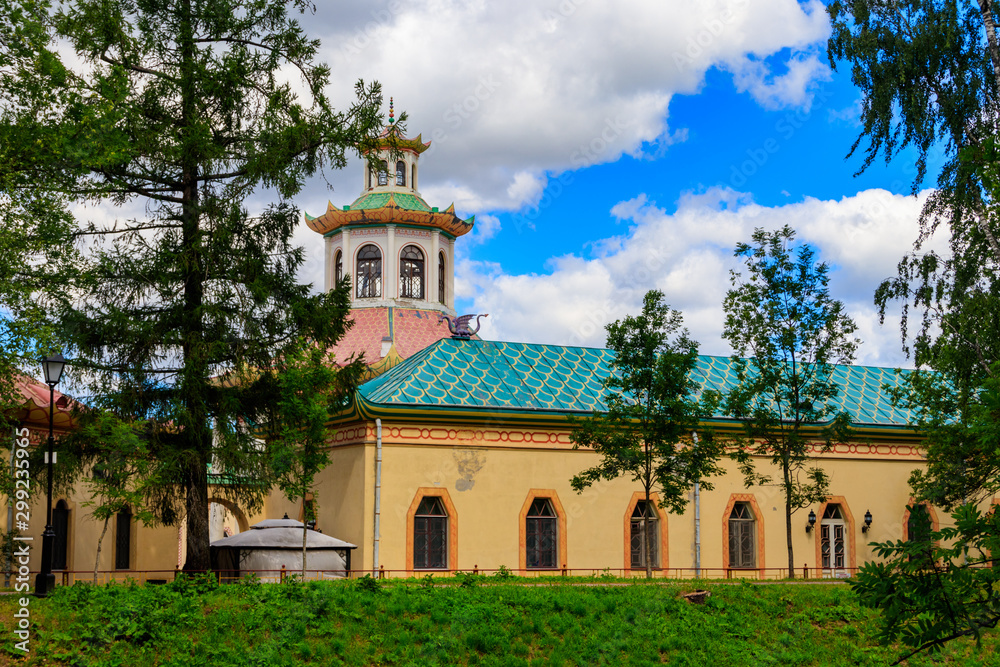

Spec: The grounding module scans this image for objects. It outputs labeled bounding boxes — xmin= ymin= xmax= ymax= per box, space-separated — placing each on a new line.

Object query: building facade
xmin=4 ymin=115 xmax=942 ymax=582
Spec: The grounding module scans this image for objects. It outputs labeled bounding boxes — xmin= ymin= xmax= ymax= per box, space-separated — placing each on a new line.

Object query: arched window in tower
xmin=399 ymin=245 xmax=424 ymax=299
xmin=356 ymin=244 xmax=382 ymax=298
xmin=52 ymin=500 xmax=70 ymax=570
xmin=334 ymin=249 xmax=343 ymax=285
xmin=378 ymin=160 xmax=388 ymax=186
xmin=438 ymin=252 xmax=446 ymax=304
xmin=396 ymin=160 xmax=406 ymax=186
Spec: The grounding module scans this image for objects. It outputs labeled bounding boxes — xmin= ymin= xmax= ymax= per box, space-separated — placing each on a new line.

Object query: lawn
xmin=0 ymin=574 xmax=996 ymax=666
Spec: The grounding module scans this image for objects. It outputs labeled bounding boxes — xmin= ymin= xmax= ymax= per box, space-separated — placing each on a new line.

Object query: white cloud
xmin=315 ymin=0 xmax=834 ymax=213
xmin=462 ymin=188 xmax=945 ymax=368
xmin=729 ymin=52 xmax=832 ymax=111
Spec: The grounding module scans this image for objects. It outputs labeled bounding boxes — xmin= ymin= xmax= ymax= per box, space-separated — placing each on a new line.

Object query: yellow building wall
xmin=3 ymin=417 xmax=943 ymax=582
xmin=346 ymin=419 xmax=935 ymax=579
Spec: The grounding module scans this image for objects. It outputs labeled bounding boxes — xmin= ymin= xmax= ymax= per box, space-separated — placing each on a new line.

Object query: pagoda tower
xmin=305 ymin=101 xmax=476 ymax=377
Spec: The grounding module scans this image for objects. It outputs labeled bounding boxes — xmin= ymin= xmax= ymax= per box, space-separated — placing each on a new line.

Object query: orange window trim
xmin=518 ymin=489 xmax=567 ymax=573
xmin=623 ymin=491 xmax=669 ymax=571
xmin=405 ymin=487 xmax=458 ymax=573
xmin=721 ymin=493 xmax=765 ymax=576
xmin=813 ymin=496 xmax=857 ymax=572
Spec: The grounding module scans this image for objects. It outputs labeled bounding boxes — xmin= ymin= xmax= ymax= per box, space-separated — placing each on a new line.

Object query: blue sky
xmin=278 ymin=1 xmax=950 ymax=368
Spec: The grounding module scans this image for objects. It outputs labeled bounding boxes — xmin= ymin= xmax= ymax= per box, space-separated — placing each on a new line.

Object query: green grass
xmin=0 ymin=575 xmax=996 ymax=666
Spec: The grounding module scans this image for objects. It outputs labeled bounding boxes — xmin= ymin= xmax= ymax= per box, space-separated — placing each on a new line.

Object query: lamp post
xmin=34 ymin=353 xmax=65 ymax=597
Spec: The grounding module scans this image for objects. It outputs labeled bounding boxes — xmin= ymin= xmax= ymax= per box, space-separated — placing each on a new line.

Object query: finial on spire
xmin=389 ymin=97 xmax=394 ymax=124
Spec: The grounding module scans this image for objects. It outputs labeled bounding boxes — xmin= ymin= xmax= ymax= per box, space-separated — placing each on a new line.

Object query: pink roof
xmin=328 ymin=307 xmax=456 ymax=372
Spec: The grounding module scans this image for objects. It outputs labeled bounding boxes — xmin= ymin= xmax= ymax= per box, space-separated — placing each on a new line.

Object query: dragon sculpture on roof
xmin=438 ymin=313 xmax=488 ymax=339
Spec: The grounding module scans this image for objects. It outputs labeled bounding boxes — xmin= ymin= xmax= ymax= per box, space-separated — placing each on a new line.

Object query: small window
xmin=377 ymin=160 xmax=388 ymax=186
xmin=438 ymin=252 xmax=446 ymax=304
xmin=630 ymin=501 xmax=659 ymax=569
xmin=396 ymin=160 xmax=406 ymax=186
xmin=356 ymin=245 xmax=382 ymax=298
xmin=728 ymin=502 xmax=755 ymax=569
xmin=115 ymin=506 xmax=132 ymax=570
xmin=52 ymin=500 xmax=70 ymax=570
xmin=526 ymin=498 xmax=557 ymax=569
xmin=399 ymin=245 xmax=424 ymax=299
xmin=413 ymin=497 xmax=448 ymax=569
xmin=334 ymin=249 xmax=343 ymax=284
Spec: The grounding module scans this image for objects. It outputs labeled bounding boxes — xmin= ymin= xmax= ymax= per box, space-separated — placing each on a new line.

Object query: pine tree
xmin=0 ymin=0 xmax=382 ymax=570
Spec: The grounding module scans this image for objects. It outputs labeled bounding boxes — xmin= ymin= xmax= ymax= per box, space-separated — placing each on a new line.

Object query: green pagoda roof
xmin=353 ymin=339 xmax=917 ymax=431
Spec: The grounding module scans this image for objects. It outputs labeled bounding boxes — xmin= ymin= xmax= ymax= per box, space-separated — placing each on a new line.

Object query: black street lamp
xmin=35 ymin=353 xmax=65 ymax=597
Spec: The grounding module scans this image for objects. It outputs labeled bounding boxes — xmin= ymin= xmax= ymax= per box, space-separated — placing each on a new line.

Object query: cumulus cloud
xmin=460 ymin=188 xmax=945 ymax=368
xmin=311 ymin=0 xmax=834 ymax=213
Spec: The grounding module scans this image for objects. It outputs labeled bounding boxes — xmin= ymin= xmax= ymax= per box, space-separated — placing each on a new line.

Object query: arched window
xmin=438 ymin=252 xmax=446 ymax=304
xmin=52 ymin=500 xmax=70 ymax=570
xmin=630 ymin=501 xmax=659 ymax=569
xmin=396 ymin=160 xmax=406 ymax=186
xmin=525 ymin=498 xmax=558 ymax=569
xmin=413 ymin=497 xmax=448 ymax=569
xmin=334 ymin=249 xmax=343 ymax=285
xmin=116 ymin=505 xmax=132 ymax=570
xmin=356 ymin=245 xmax=382 ymax=298
xmin=820 ymin=504 xmax=847 ymax=574
xmin=377 ymin=160 xmax=388 ymax=186
xmin=399 ymin=245 xmax=424 ymax=299
xmin=728 ymin=502 xmax=756 ymax=569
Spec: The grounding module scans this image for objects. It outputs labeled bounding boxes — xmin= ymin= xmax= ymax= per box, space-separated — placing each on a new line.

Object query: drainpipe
xmin=692 ymin=431 xmax=701 ymax=578
xmin=373 ymin=419 xmax=382 ymax=576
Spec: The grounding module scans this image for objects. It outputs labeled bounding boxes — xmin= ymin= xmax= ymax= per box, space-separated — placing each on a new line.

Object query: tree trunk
xmin=784 ymin=465 xmax=795 ymax=579
xmin=93 ymin=516 xmax=109 ymax=585
xmin=182 ymin=452 xmax=211 ymax=571
xmin=979 ymin=1 xmax=1000 ymax=96
xmin=178 ymin=0 xmax=209 ymax=572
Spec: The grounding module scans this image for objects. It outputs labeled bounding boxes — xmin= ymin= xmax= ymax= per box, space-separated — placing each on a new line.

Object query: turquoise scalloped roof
xmin=357 ymin=339 xmax=916 ymax=427
xmin=348 ymin=192 xmax=432 ymax=212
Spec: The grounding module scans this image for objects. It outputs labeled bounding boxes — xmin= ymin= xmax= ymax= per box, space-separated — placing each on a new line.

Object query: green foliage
xmin=852 ymin=503 xmax=1000 ymax=663
xmin=457 ymin=572 xmax=479 ymax=589
xmin=493 ymin=565 xmax=512 ymax=580
xmin=356 ymin=574 xmax=382 ymax=594
xmin=570 ymin=290 xmax=724 ymax=579
xmin=723 ymin=225 xmax=858 ymax=577
xmin=827 ymin=0 xmax=997 ymax=193
xmin=0 ymin=0 xmax=383 ymax=570
xmin=829 ymin=4 xmax=1000 ymax=660
xmin=6 ymin=579 xmax=998 ymax=665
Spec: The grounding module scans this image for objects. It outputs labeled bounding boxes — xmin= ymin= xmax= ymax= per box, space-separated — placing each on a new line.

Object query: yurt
xmin=210 ymin=517 xmax=357 ymax=581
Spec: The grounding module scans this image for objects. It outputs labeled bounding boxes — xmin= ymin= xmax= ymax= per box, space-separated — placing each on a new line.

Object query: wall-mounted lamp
xmin=862 ymin=510 xmax=873 ymax=533
xmin=806 ymin=509 xmax=817 ymax=533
